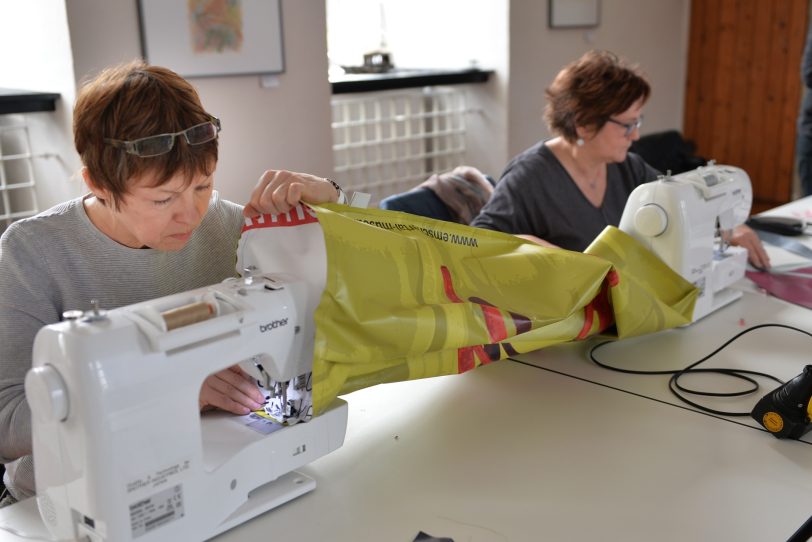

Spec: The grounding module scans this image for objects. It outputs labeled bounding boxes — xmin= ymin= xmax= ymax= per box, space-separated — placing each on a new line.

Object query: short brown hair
xmin=73 ymin=60 xmax=218 ymax=208
xmin=544 ymin=50 xmax=650 ymax=142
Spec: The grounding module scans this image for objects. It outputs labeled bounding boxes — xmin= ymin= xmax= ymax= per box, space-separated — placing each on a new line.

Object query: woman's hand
xmin=199 ymin=365 xmax=265 ymax=415
xmin=727 ymin=224 xmax=771 ymax=270
xmin=243 ymin=170 xmax=339 ymax=217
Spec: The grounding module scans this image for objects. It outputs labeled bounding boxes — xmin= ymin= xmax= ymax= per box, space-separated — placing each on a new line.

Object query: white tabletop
xmin=517 ymin=287 xmax=812 ymax=436
xmin=755 ymin=195 xmax=812 ymax=268
xmin=217 ymin=228 xmax=812 ymax=541
xmin=2 ymin=224 xmax=812 ymax=542
xmin=214 ymin=356 xmax=812 ymax=542
xmin=758 ymin=195 xmax=812 ymax=220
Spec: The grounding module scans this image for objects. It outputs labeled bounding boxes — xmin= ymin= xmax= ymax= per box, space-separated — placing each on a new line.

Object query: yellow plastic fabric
xmin=309 ymin=204 xmax=697 ymax=414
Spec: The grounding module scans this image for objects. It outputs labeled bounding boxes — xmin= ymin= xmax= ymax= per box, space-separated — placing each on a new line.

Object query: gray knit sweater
xmin=0 ymin=191 xmax=244 ymax=499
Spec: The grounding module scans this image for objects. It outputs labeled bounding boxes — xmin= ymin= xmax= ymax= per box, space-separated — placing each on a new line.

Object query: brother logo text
xmin=259 ymin=318 xmax=288 ymax=333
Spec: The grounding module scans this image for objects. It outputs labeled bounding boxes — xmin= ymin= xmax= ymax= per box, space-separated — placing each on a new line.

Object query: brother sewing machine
xmin=619 ymin=163 xmax=752 ymax=322
xmin=25 ymin=272 xmax=347 ymax=542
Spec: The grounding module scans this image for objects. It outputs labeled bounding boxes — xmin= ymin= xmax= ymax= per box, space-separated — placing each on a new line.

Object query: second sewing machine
xmin=619 ymin=162 xmax=752 ymax=322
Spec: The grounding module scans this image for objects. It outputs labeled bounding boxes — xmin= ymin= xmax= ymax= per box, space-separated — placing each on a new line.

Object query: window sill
xmin=0 ymin=89 xmax=60 ymax=115
xmin=330 ymin=68 xmax=492 ymax=95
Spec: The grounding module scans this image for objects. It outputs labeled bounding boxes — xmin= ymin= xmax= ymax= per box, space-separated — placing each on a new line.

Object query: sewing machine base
xmin=688 ymin=287 xmax=742 ymax=324
xmin=209 ymin=470 xmax=316 ymax=540
xmin=34 ymin=397 xmax=348 ymax=542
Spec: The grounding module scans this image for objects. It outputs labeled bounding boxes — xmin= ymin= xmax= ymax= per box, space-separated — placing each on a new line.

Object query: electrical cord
xmin=787 ymin=513 xmax=812 ymax=542
xmin=589 ymin=323 xmax=812 ymax=417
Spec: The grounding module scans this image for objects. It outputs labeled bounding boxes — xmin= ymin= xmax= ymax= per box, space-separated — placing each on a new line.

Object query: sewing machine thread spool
xmin=161 ymin=301 xmax=215 ymax=331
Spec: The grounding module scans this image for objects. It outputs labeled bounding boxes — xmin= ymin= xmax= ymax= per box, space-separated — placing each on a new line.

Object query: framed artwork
xmin=137 ymin=0 xmax=285 ymax=78
xmin=548 ymin=0 xmax=601 ymax=29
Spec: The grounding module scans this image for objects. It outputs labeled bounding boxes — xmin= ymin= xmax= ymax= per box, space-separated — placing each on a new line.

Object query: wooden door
xmin=683 ymin=0 xmax=808 ymax=211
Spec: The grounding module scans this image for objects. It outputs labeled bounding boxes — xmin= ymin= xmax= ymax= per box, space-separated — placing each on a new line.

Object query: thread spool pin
xmin=243 ymin=266 xmax=257 ymax=286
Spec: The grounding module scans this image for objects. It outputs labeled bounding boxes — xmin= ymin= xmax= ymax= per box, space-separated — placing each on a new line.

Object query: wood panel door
xmin=683 ymin=0 xmax=808 ymax=211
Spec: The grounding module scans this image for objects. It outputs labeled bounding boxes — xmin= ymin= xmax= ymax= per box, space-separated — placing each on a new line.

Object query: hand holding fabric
xmin=199 ymin=365 xmax=265 ymax=415
xmin=243 ymin=170 xmax=339 ymax=218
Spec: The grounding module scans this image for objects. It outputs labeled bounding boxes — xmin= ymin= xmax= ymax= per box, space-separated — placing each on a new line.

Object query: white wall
xmin=508 ymin=0 xmax=691 ymax=157
xmin=0 ymin=0 xmax=84 ymax=210
xmin=327 ymin=0 xmax=510 ymax=181
xmin=327 ymin=0 xmax=499 ymax=70
xmin=3 ymin=0 xmax=690 ymax=209
xmin=63 ymin=0 xmax=334 ymax=206
xmin=326 ymin=0 xmax=690 ymax=181
xmin=462 ymin=2 xmax=510 ymax=180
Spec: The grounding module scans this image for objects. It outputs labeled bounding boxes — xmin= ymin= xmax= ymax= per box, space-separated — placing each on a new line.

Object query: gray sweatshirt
xmin=0 ymin=191 xmax=244 ymax=499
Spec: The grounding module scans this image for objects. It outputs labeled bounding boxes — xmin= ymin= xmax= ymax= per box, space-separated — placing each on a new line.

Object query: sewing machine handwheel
xmin=634 ymin=204 xmax=668 ymax=237
xmin=25 ymin=365 xmax=69 ymax=423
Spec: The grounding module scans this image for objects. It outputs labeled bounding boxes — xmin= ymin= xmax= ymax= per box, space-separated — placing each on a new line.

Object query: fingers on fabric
xmin=730 ymin=225 xmax=770 ymax=270
xmin=243 ymin=170 xmax=337 ymax=217
xmin=199 ymin=365 xmax=264 ymax=415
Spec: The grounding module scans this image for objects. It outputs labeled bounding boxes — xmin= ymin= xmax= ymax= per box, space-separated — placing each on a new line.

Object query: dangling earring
xmin=576 ymin=137 xmax=585 ymax=147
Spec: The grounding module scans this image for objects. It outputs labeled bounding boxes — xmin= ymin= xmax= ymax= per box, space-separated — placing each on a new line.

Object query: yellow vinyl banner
xmin=308 ymin=204 xmax=697 ymax=414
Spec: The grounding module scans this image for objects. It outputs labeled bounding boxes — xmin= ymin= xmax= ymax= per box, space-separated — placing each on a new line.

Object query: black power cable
xmin=589 ymin=323 xmax=812 ymax=417
xmin=787 ymin=514 xmax=812 ymax=542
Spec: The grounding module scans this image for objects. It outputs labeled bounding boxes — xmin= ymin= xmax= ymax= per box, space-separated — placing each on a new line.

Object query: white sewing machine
xmin=619 ymin=163 xmax=752 ymax=322
xmin=24 ymin=273 xmax=347 ymax=542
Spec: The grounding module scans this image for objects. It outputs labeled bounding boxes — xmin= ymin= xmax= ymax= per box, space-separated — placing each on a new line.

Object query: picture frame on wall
xmin=137 ymin=0 xmax=285 ymax=78
xmin=548 ymin=0 xmax=600 ymax=29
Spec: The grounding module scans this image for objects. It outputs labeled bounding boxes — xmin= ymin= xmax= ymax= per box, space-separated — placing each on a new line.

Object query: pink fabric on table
xmin=745 ymin=267 xmax=812 ymax=310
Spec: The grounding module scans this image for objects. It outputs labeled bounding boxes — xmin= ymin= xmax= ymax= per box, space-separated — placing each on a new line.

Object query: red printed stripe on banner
xmin=440 ymin=265 xmax=464 ymax=303
xmin=593 ymin=282 xmax=614 ymax=332
xmin=481 ymin=305 xmax=508 ymax=342
xmin=576 ymin=279 xmax=616 ymax=340
xmin=577 ymin=305 xmax=594 ymax=340
xmin=458 ymin=347 xmax=476 ymax=373
xmin=241 ymin=205 xmax=319 ymax=233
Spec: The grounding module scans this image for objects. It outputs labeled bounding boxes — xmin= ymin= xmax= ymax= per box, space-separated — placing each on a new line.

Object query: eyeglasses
xmin=104 ymin=116 xmax=221 ymax=157
xmin=606 ymin=116 xmax=643 ymax=137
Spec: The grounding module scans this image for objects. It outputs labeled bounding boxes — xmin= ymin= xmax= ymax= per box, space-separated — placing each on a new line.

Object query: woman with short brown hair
xmin=472 ymin=50 xmax=657 ymax=251
xmin=472 ymin=50 xmax=768 ymax=268
xmin=0 ymin=60 xmax=343 ymax=505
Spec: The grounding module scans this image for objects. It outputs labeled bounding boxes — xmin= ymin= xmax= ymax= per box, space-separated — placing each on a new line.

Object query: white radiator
xmin=0 ymin=120 xmax=39 ymax=231
xmin=331 ymin=87 xmax=467 ymax=204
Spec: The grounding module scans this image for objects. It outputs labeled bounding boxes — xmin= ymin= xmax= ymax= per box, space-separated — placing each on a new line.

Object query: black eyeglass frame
xmin=606 ymin=116 xmax=643 ymax=137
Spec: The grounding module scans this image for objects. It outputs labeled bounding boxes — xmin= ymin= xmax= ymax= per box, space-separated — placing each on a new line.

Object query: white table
xmin=3 ymin=291 xmax=809 ymax=542
xmin=218 ymin=211 xmax=812 ymax=541
xmin=215 ymin=351 xmax=812 ymax=542
xmin=2 ymin=214 xmax=812 ymax=542
xmin=517 ymin=286 xmax=812 ymax=435
xmin=755 ymin=195 xmax=812 ymax=268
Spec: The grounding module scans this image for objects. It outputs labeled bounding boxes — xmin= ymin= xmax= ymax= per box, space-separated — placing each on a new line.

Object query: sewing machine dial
xmin=633 ymin=204 xmax=668 ymax=237
xmin=25 ymin=365 xmax=69 ymax=423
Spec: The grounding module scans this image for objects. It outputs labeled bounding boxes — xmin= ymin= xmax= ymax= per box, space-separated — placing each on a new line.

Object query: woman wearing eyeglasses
xmin=0 ymin=61 xmax=342 ymax=506
xmin=471 ymin=50 xmax=769 ymax=268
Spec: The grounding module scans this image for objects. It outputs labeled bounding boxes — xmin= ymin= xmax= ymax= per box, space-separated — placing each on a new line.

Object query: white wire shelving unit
xmin=0 ymin=121 xmax=40 ymax=232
